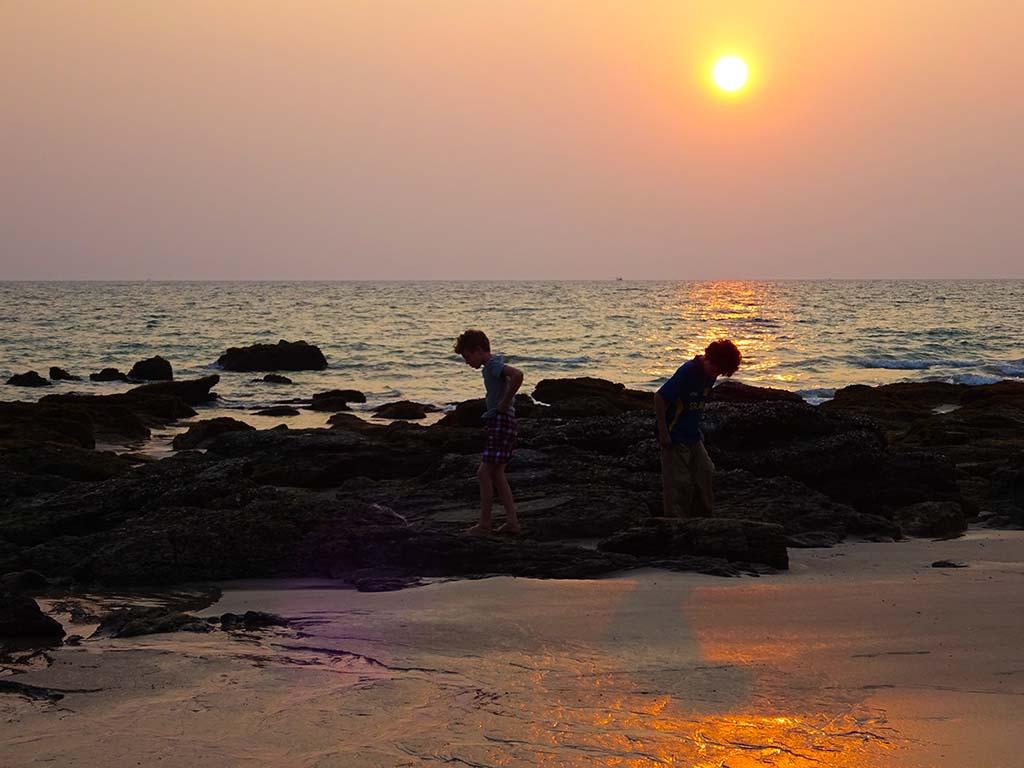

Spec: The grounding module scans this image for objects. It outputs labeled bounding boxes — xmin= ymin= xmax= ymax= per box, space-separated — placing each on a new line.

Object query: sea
xmin=2 ymin=281 xmax=1022 ymax=419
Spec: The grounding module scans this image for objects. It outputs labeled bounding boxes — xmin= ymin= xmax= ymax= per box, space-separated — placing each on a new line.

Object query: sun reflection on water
xmin=643 ymin=280 xmax=795 ymax=387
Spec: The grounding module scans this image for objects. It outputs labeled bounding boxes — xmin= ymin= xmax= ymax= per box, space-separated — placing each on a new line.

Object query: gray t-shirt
xmin=482 ymin=354 xmax=514 ymax=420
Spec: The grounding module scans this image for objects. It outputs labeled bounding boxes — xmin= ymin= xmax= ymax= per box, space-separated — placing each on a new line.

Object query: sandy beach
xmin=3 ymin=530 xmax=1022 ymax=767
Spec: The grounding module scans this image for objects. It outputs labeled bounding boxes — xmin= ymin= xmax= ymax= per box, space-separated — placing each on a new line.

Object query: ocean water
xmin=1 ymin=281 xmax=1022 ymax=415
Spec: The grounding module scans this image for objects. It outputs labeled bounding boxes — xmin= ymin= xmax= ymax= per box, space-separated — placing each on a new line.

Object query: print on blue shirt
xmin=657 ymin=357 xmax=713 ymax=445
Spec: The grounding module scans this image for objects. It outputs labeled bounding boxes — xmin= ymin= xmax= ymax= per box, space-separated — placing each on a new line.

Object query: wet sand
xmin=3 ymin=531 xmax=1023 ymax=767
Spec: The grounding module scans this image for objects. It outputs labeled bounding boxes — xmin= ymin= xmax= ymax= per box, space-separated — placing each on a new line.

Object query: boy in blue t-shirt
xmin=454 ymin=329 xmax=525 ymax=536
xmin=654 ymin=339 xmax=741 ymax=518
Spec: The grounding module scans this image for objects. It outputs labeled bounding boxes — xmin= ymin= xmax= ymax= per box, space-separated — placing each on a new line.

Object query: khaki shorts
xmin=661 ymin=441 xmax=714 ymax=518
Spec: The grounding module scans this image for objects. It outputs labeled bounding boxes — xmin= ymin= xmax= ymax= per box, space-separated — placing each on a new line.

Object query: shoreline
xmin=3 ymin=531 xmax=1022 ymax=766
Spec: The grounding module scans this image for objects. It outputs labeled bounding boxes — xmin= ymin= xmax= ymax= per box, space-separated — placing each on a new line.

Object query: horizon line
xmin=2 ymin=277 xmax=1024 ymax=284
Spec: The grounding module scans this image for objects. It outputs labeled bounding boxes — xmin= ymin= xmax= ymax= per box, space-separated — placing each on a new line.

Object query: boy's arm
xmin=498 ymin=365 xmax=524 ymax=413
xmin=654 ymin=393 xmax=671 ymax=447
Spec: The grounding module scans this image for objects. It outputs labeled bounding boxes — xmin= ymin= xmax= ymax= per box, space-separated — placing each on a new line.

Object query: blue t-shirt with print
xmin=657 ymin=357 xmax=714 ymax=444
xmin=482 ymin=354 xmax=514 ymax=420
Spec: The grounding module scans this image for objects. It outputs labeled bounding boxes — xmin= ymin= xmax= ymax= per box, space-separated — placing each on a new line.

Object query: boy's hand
xmin=658 ymin=426 xmax=672 ymax=448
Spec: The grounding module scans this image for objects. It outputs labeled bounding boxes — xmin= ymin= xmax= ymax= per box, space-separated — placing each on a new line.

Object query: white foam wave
xmin=851 ymin=357 xmax=978 ymax=370
xmin=512 ymin=355 xmax=591 ymax=365
xmin=948 ymin=373 xmax=1002 ymax=385
xmin=797 ymin=387 xmax=837 ymax=405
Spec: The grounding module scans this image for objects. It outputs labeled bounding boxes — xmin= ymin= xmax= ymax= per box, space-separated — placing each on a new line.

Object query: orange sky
xmin=3 ymin=1 xmax=1022 ymax=279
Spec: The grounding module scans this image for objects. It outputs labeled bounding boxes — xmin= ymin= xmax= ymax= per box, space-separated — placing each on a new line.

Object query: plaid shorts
xmin=482 ymin=412 xmax=517 ymax=465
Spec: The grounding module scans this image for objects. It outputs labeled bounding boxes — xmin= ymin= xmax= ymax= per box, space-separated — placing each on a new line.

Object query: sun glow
xmin=712 ymin=54 xmax=749 ymax=93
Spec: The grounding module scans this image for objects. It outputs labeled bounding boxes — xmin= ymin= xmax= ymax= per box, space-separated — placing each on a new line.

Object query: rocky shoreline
xmin=2 ymin=345 xmax=1023 ymax=645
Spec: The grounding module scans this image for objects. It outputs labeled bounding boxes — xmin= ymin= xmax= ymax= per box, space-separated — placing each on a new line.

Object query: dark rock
xmin=0 ymin=401 xmax=96 ymax=448
xmin=533 ymin=377 xmax=651 ymax=415
xmin=90 ymin=368 xmax=129 ymax=382
xmin=219 ymin=611 xmax=288 ymax=630
xmin=599 ymin=518 xmax=789 ymax=570
xmin=6 ymin=371 xmax=51 ymax=388
xmin=436 ymin=398 xmax=486 ymax=426
xmin=704 ymin=400 xmax=963 ymax=515
xmin=894 ymin=501 xmax=966 ymax=538
xmin=713 ymin=469 xmax=870 ymax=536
xmin=989 ymin=467 xmax=1024 ymax=526
xmin=436 ymin=394 xmax=538 ymax=427
xmin=6 ymin=375 xmax=1016 ymax=593
xmin=127 ymin=375 xmax=219 ymax=406
xmin=313 ymin=527 xmax=639 ymax=582
xmin=373 ymin=401 xmax=438 ymax=420
xmin=37 ymin=381 xmax=210 ymax=443
xmin=172 ymin=418 xmax=255 ymax=450
xmin=307 ymin=398 xmax=352 ymax=413
xmin=0 ymin=680 xmax=69 ymax=701
xmin=49 ymin=367 xmax=80 ymax=381
xmin=821 ymin=381 xmax=968 ymax=437
xmin=48 ymin=600 xmax=105 ymax=624
xmin=1 ymin=570 xmax=49 ymax=593
xmin=312 ymin=389 xmax=367 ymax=404
xmin=127 ymin=355 xmax=173 ymax=381
xmin=253 ymin=406 xmax=300 ymax=417
xmin=259 ymin=374 xmax=293 ymax=385
xmin=1 ymin=443 xmax=133 ymax=483
xmin=327 ymin=413 xmax=378 ymax=432
xmin=91 ymin=607 xmax=212 ymax=638
xmin=216 ymin=340 xmax=327 ymax=372
xmin=785 ymin=530 xmax=845 ymax=548
xmin=352 ymin=575 xmax=421 ymax=592
xmin=712 ymin=380 xmax=804 ymax=403
xmin=931 ymin=560 xmax=968 ymax=568
xmin=0 ymin=590 xmax=65 ymax=640
xmin=306 ymin=389 xmax=367 ymax=413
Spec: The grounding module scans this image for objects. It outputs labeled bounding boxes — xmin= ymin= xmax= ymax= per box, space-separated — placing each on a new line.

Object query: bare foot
xmin=464 ymin=523 xmax=492 ymax=536
xmin=496 ymin=522 xmax=521 ymax=535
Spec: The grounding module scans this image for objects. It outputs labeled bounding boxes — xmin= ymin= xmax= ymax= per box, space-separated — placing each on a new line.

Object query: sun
xmin=711 ymin=55 xmax=749 ymax=93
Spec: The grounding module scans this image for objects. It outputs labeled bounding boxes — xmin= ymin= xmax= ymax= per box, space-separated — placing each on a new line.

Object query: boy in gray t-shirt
xmin=454 ymin=329 xmax=524 ymax=535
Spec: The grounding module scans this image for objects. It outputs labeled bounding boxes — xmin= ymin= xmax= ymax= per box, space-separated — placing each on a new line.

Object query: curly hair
xmin=704 ymin=339 xmax=742 ymax=376
xmin=453 ymin=329 xmax=491 ymax=354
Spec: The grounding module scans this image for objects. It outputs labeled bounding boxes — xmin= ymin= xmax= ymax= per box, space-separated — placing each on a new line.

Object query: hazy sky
xmin=3 ymin=1 xmax=1022 ymax=279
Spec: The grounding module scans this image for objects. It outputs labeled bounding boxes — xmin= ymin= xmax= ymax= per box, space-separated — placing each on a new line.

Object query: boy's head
xmin=454 ymin=329 xmax=491 ymax=368
xmin=704 ymin=339 xmax=742 ymax=377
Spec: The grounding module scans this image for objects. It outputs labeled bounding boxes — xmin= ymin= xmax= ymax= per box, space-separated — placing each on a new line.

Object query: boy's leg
xmin=688 ymin=441 xmax=715 ymax=517
xmin=492 ymin=463 xmax=521 ymax=533
xmin=466 ymin=461 xmax=494 ymax=535
xmin=661 ymin=445 xmax=694 ymax=518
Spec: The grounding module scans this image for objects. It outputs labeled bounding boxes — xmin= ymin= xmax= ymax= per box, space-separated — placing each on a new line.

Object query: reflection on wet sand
xmin=465 ymin=662 xmax=898 ymax=767
xmin=391 ymin=579 xmax=901 ymax=766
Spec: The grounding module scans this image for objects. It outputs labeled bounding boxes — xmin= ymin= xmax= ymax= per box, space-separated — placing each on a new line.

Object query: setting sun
xmin=712 ymin=54 xmax=749 ymax=93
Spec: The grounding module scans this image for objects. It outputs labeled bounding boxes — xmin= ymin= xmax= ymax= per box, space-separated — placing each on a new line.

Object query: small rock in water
xmin=90 ymin=367 xmax=129 ymax=382
xmin=216 ymin=339 xmax=327 ymax=372
xmin=128 ymin=355 xmax=173 ymax=381
xmin=931 ymin=559 xmax=968 ymax=568
xmin=258 ymin=374 xmax=294 ymax=385
xmin=312 ymin=388 xmax=367 ymax=404
xmin=6 ymin=371 xmax=51 ymax=387
xmin=49 ymin=366 xmax=81 ymax=381
xmin=307 ymin=389 xmax=367 ymax=412
xmin=372 ymin=400 xmax=439 ymax=420
xmin=253 ymin=406 xmax=300 ymax=417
